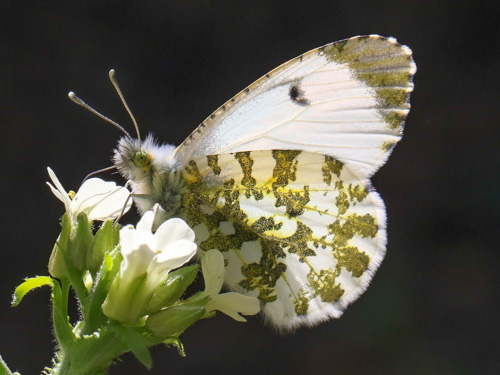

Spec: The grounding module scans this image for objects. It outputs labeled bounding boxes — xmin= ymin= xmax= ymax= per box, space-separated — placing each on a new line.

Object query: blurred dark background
xmin=1 ymin=1 xmax=499 ymax=374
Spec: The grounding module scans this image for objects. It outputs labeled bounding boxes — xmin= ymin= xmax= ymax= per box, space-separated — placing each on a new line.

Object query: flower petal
xmin=46 ymin=182 xmax=67 ymax=206
xmin=202 ymin=249 xmax=225 ymax=297
xmin=155 ymin=218 xmax=195 ymax=250
xmin=119 ymin=227 xmax=155 ymax=283
xmin=146 ymin=239 xmax=197 ymax=289
xmin=47 ymin=167 xmax=71 ymax=210
xmin=72 ymin=178 xmax=131 ymax=220
xmin=206 ymin=292 xmax=261 ymax=322
xmin=136 ymin=211 xmax=155 ymax=231
xmin=84 ymin=187 xmax=132 ymax=220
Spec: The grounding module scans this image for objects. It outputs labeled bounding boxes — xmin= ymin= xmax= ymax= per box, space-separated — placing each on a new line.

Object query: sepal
xmin=102 ymin=273 xmax=149 ymax=324
xmin=147 ymin=264 xmax=199 ymax=314
xmin=68 ymin=213 xmax=94 ymax=272
xmin=146 ymin=296 xmax=209 ymax=339
xmin=49 ymin=212 xmax=71 ymax=278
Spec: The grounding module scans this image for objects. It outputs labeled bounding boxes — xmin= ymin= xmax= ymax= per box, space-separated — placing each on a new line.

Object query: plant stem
xmin=49 ymin=326 xmax=127 ymax=375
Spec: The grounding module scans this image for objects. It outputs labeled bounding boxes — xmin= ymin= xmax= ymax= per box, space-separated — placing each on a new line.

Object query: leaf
xmin=114 ymin=326 xmax=152 ymax=369
xmin=164 ymin=336 xmax=185 ymax=357
xmin=12 ymin=276 xmax=55 ymax=306
xmin=0 ymin=355 xmax=15 ymax=375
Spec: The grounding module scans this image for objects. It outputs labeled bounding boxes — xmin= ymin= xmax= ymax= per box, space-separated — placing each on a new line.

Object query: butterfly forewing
xmin=181 ymin=150 xmax=386 ymax=330
xmin=174 ymin=35 xmax=415 ymax=180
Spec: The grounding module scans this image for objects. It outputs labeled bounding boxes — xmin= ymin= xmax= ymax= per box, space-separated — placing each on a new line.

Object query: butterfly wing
xmin=174 ymin=35 xmax=415 ymax=180
xmin=181 ymin=150 xmax=386 ymax=330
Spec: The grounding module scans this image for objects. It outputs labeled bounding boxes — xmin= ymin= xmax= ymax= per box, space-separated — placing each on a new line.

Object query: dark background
xmin=1 ymin=1 xmax=499 ymax=374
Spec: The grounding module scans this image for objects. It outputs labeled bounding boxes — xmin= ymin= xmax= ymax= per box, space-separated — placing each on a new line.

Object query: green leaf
xmin=51 ymin=277 xmax=76 ymax=348
xmin=0 ymin=355 xmax=16 ymax=375
xmin=114 ymin=326 xmax=152 ymax=369
xmin=147 ymin=264 xmax=199 ymax=314
xmin=164 ymin=336 xmax=186 ymax=357
xmin=12 ymin=276 xmax=55 ymax=306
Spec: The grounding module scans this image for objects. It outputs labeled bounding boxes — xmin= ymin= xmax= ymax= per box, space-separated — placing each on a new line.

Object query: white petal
xmin=74 ymin=178 xmax=115 ymax=199
xmin=119 ymin=227 xmax=155 ymax=283
xmin=149 ymin=239 xmax=197 ymax=274
xmin=206 ymin=293 xmax=261 ymax=322
xmin=72 ymin=179 xmax=131 ymax=220
xmin=136 ymin=211 xmax=155 ymax=231
xmin=155 ymin=218 xmax=195 ymax=250
xmin=202 ymin=249 xmax=225 ymax=297
xmin=47 ymin=167 xmax=71 ymax=210
xmin=85 ymin=187 xmax=132 ymax=220
xmin=46 ymin=182 xmax=67 ymax=206
xmin=146 ymin=239 xmax=197 ymax=288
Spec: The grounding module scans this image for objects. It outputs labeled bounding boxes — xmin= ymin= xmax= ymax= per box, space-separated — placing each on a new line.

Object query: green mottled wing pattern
xmin=181 ymin=150 xmax=386 ymax=330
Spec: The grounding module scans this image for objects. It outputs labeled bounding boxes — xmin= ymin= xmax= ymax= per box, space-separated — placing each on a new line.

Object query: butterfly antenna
xmin=109 ymin=69 xmax=142 ymax=151
xmin=68 ymin=92 xmax=131 ymax=138
xmin=81 ymin=165 xmax=117 ymax=183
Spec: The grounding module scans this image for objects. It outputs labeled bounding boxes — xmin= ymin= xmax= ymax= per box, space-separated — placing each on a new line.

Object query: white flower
xmin=46 ymin=167 xmax=132 ymax=221
xmin=202 ymin=249 xmax=260 ymax=322
xmin=102 ymin=211 xmax=197 ymax=324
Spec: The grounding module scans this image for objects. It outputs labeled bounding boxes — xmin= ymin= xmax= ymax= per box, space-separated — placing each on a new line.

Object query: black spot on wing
xmin=289 ymin=84 xmax=310 ymax=107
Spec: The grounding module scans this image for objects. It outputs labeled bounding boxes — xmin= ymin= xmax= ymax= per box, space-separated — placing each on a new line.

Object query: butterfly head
xmin=113 ymin=134 xmax=184 ymax=222
xmin=113 ymin=134 xmax=177 ymax=181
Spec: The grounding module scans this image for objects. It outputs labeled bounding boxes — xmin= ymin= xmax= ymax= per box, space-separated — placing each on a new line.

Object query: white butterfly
xmin=105 ymin=35 xmax=415 ymax=331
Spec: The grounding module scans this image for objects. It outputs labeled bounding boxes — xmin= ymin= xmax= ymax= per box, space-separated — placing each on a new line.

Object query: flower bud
xmin=87 ymin=219 xmax=119 ymax=276
xmin=67 ymin=213 xmax=94 ymax=272
xmin=146 ymin=297 xmax=208 ymax=338
xmin=49 ymin=213 xmax=71 ymax=278
xmin=147 ymin=264 xmax=199 ymax=314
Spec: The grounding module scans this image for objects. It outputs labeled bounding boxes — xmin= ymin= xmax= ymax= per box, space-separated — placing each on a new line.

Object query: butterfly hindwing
xmin=174 ymin=35 xmax=415 ymax=180
xmin=181 ymin=150 xmax=386 ymax=330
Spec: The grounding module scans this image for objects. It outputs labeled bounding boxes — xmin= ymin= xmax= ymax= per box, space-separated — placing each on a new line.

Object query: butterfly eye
xmin=133 ymin=151 xmax=152 ymax=170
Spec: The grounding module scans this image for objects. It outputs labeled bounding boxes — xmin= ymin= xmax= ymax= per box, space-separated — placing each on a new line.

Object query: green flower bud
xmin=147 ymin=264 xmax=199 ymax=314
xmin=146 ymin=297 xmax=208 ymax=339
xmin=67 ymin=213 xmax=94 ymax=272
xmin=49 ymin=213 xmax=71 ymax=278
xmin=87 ymin=219 xmax=119 ymax=276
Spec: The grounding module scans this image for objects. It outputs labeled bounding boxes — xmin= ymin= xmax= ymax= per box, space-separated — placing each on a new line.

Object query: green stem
xmin=49 ymin=326 xmax=128 ymax=375
xmin=60 ymin=278 xmax=70 ymax=317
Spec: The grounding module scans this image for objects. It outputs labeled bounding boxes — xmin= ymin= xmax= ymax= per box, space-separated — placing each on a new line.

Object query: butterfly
xmin=110 ymin=35 xmax=416 ymax=331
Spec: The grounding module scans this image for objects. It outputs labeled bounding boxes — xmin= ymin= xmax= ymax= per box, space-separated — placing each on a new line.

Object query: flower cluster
xmin=9 ymin=168 xmax=261 ymax=373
